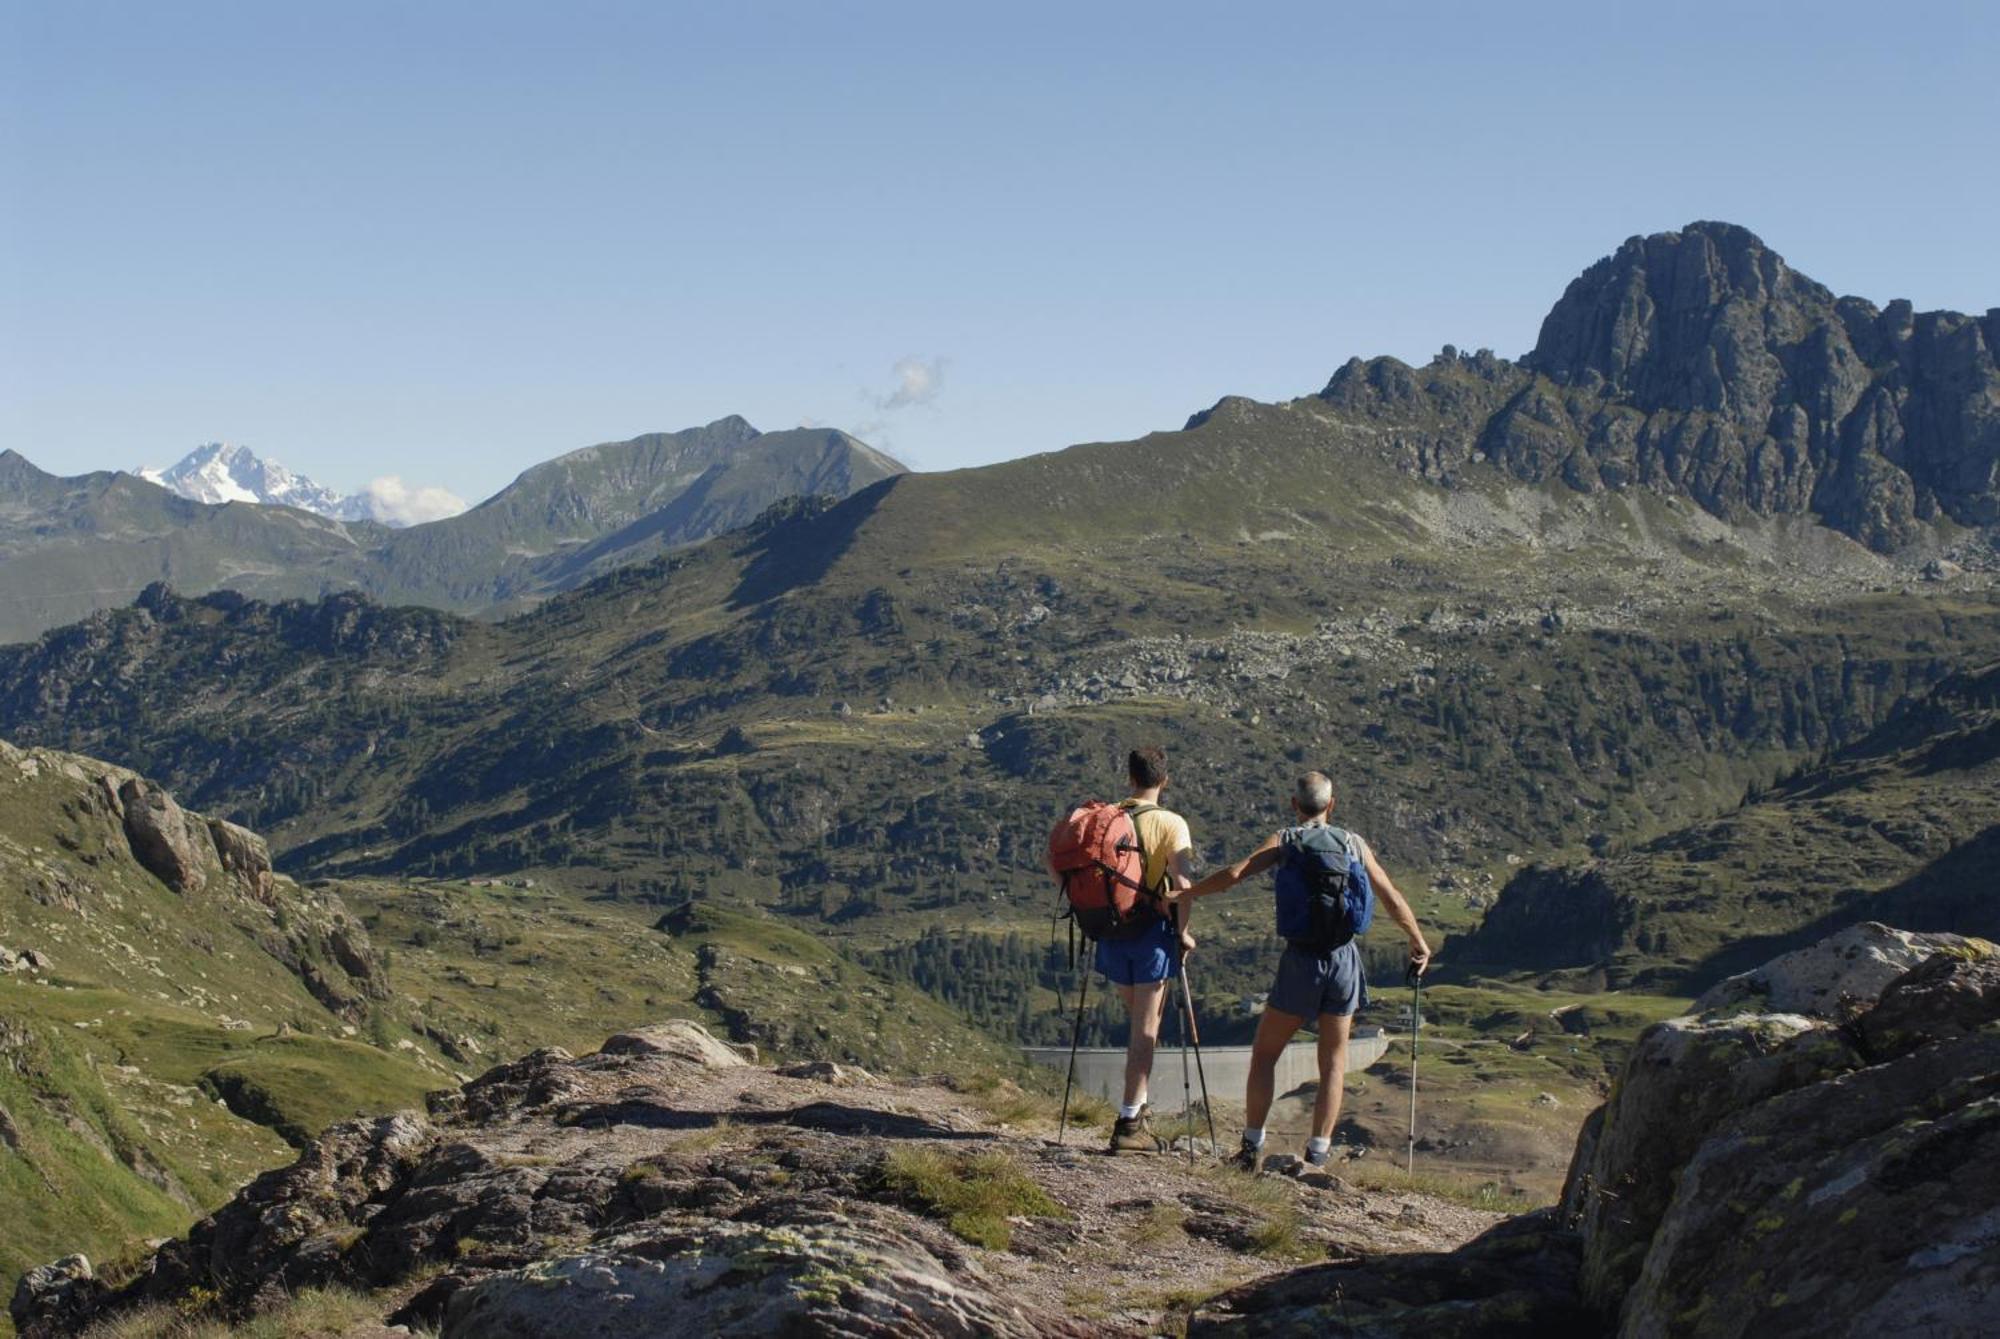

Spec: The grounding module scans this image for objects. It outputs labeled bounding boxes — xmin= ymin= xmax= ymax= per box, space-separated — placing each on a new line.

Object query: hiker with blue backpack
xmin=1175 ymin=771 xmax=1431 ymax=1172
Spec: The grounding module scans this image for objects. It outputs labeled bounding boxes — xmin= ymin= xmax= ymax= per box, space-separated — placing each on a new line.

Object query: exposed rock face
xmin=443 ymin=1205 xmax=1067 ymax=1339
xmin=1571 ymin=1013 xmax=1862 ymax=1311
xmin=1518 ymin=222 xmax=2000 ymax=550
xmin=8 ymin=1257 xmax=100 ymax=1336
xmin=1692 ymin=921 xmax=1978 ymax=1016
xmin=1857 ymin=949 xmax=2000 ymax=1058
xmin=205 ymin=817 xmax=275 ymax=903
xmin=1623 ymin=1031 xmax=2000 ymax=1338
xmin=599 ymin=1019 xmax=752 ymax=1069
xmin=1561 ymin=928 xmax=2000 ymax=1335
xmin=1320 ymin=222 xmax=2000 ymax=552
xmin=18 ymin=1021 xmax=1506 ymax=1339
xmin=117 ymin=777 xmax=209 ymax=893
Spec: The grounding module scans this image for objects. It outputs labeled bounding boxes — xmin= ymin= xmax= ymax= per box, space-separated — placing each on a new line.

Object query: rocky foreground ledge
xmin=9 ymin=1018 xmax=1510 ymax=1338
xmin=13 ymin=922 xmax=1999 ymax=1338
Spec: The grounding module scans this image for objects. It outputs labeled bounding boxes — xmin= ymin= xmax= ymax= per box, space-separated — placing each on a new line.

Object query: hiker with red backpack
xmin=1176 ymin=770 xmax=1431 ymax=1172
xmin=1046 ymin=746 xmax=1196 ymax=1153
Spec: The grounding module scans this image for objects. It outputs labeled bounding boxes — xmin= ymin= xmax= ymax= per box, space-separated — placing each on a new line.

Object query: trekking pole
xmin=1058 ymin=961 xmax=1089 ymax=1147
xmin=1178 ymin=961 xmax=1219 ymax=1150
xmin=1405 ymin=962 xmax=1422 ymax=1173
xmin=1176 ymin=972 xmax=1194 ymax=1168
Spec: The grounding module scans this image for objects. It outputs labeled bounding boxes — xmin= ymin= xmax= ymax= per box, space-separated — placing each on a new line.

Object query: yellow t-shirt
xmin=1119 ymin=799 xmax=1193 ymax=894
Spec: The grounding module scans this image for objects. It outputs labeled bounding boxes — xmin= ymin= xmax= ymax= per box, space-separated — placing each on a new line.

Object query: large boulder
xmin=1575 ymin=929 xmax=2000 ymax=1336
xmin=117 ymin=778 xmax=211 ymax=893
xmin=206 ymin=817 xmax=275 ymax=903
xmin=1621 ymin=1031 xmax=2000 ymax=1338
xmin=1857 ymin=948 xmax=2000 ymax=1060
xmin=599 ymin=1019 xmax=751 ymax=1069
xmin=9 ymin=1257 xmax=101 ymax=1336
xmin=1571 ymin=1013 xmax=1862 ymax=1312
xmin=1693 ymin=922 xmax=1985 ymax=1018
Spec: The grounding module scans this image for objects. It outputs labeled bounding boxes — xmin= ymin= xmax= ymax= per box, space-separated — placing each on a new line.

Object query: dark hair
xmin=1128 ymin=746 xmax=1167 ymax=789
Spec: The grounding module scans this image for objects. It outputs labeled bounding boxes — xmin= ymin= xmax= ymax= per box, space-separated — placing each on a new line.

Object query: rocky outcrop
xmin=1518 ymin=222 xmax=2000 ymax=551
xmin=8 ymin=1257 xmax=100 ymax=1336
xmin=205 ymin=817 xmax=275 ymax=903
xmin=16 ymin=1021 xmax=1502 ymax=1339
xmin=117 ymin=777 xmax=210 ymax=893
xmin=1571 ymin=1012 xmax=1863 ymax=1310
xmin=1184 ymin=925 xmax=2000 ymax=1338
xmin=442 ymin=1204 xmax=1072 ymax=1339
xmin=1318 ymin=222 xmax=2000 ymax=552
xmin=1562 ymin=928 xmax=2000 ymax=1335
xmin=1692 ymin=920 xmax=1978 ymax=1016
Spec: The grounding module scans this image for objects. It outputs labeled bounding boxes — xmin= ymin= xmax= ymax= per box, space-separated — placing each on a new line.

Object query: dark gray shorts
xmin=1267 ymin=942 xmax=1369 ymax=1020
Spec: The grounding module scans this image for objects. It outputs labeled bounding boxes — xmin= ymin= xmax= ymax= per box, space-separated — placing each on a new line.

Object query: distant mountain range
xmin=0 ymin=418 xmax=906 ymax=642
xmin=3 ymin=223 xmax=1995 ymax=1015
xmin=135 ymin=441 xmax=447 ymax=524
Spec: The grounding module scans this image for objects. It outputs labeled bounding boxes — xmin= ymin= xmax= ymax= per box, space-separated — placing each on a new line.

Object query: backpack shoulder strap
xmin=1119 ymin=801 xmax=1162 ymax=895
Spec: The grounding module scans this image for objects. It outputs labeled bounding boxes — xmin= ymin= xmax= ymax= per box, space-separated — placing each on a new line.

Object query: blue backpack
xmin=1274 ymin=824 xmax=1373 ymax=951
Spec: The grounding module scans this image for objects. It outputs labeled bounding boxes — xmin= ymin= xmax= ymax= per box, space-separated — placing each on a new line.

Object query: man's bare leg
xmin=1115 ymin=980 xmax=1169 ymax=1109
xmin=1310 ymin=1012 xmax=1353 ymax=1141
xmin=1245 ymin=1005 xmax=1305 ymax=1132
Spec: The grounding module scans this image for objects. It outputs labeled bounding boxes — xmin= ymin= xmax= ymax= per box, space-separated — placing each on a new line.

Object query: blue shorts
xmin=1094 ymin=918 xmax=1180 ymax=986
xmin=1267 ymin=941 xmax=1369 ymax=1019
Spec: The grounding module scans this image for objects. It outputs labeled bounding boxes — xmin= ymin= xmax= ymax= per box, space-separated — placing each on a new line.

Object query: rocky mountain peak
xmin=1461 ymin=221 xmax=2000 ymax=549
xmin=1524 ymin=221 xmax=1837 ymax=417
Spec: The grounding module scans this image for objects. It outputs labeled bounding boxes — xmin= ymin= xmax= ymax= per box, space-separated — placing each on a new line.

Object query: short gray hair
xmin=1295 ymin=771 xmax=1334 ymax=814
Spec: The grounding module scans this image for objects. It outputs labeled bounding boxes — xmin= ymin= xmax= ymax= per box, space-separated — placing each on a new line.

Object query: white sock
xmin=1241 ymin=1127 xmax=1266 ymax=1149
xmin=1307 ymin=1135 xmax=1331 ymax=1156
xmin=1118 ymin=1102 xmax=1142 ymax=1120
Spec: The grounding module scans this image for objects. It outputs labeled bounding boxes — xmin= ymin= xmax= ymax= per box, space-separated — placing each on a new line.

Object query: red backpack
xmin=1047 ymin=800 xmax=1163 ymax=941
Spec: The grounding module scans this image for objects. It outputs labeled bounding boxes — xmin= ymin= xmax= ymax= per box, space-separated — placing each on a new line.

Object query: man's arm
xmin=1167 ymin=847 xmax=1195 ymax=948
xmin=1364 ymin=847 xmax=1432 ymax=975
xmin=1178 ymin=834 xmax=1283 ymax=901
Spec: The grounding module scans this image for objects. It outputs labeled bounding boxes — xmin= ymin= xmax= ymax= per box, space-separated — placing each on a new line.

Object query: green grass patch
xmin=879 ymin=1147 xmax=1066 ymax=1250
xmin=1197 ymin=1165 xmax=1317 ymax=1260
xmin=1344 ymin=1158 xmax=1549 ymax=1211
xmin=77 ymin=1285 xmax=386 ymax=1338
xmin=200 ymin=1036 xmax=438 ymax=1148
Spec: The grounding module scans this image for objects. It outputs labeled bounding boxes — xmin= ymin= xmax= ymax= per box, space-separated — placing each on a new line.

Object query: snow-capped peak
xmin=133 ymin=443 xmax=467 ymax=527
xmin=137 ymin=442 xmax=348 ymax=513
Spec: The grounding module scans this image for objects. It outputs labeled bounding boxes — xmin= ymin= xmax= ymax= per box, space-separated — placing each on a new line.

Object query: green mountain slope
xmin=4 ymin=427 xmax=1994 ymax=1038
xmin=0 ymin=739 xmax=1022 ymax=1304
xmin=1 ymin=222 xmax=1994 ymax=1044
xmin=0 ymin=419 xmax=905 ymax=642
xmin=0 ymin=740 xmax=439 ymax=1292
xmin=1458 ymin=660 xmax=2000 ymax=988
xmin=0 ymin=450 xmax=380 ymax=645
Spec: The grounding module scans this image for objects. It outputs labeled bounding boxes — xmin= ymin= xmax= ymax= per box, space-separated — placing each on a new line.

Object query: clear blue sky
xmin=4 ymin=1 xmax=1995 ymax=502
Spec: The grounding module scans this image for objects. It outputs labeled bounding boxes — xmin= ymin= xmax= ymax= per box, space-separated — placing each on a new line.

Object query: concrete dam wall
xmin=1023 ymin=1026 xmax=1392 ymax=1114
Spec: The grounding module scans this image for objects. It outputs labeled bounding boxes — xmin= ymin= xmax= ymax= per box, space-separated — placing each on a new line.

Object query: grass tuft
xmin=879 ymin=1146 xmax=1067 ymax=1250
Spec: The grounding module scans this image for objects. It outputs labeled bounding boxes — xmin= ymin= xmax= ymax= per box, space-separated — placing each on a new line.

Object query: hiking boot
xmin=1233 ymin=1139 xmax=1266 ymax=1174
xmin=1108 ymin=1112 xmax=1164 ymax=1154
xmin=1304 ymin=1144 xmax=1332 ymax=1169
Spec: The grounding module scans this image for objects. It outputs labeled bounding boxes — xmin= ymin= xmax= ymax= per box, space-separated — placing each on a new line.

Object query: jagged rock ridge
xmin=1320 ymin=221 xmax=1999 ymax=550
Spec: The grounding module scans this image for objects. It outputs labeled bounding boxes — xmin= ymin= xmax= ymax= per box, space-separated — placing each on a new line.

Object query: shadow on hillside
xmin=555 ymin=1097 xmax=992 ymax=1142
xmin=1689 ymin=823 xmax=2000 ymax=985
xmin=727 ymin=481 xmax=894 ymax=608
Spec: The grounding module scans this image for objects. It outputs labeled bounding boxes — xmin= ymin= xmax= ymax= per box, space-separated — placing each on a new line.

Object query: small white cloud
xmin=357 ymin=476 xmax=468 ymax=526
xmin=875 ymin=355 xmax=946 ymax=411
